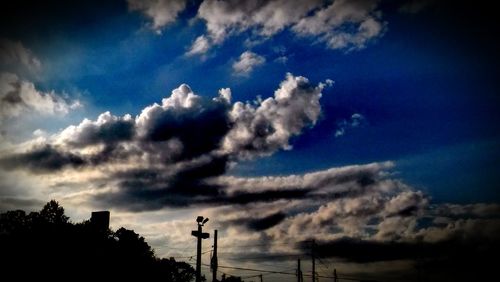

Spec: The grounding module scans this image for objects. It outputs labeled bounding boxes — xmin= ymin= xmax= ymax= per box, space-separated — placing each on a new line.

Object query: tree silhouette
xmin=221 ymin=273 xmax=244 ymax=282
xmin=157 ymin=257 xmax=197 ymax=282
xmin=115 ymin=227 xmax=155 ymax=260
xmin=39 ymin=200 xmax=69 ymax=224
xmin=0 ymin=200 xmax=195 ymax=281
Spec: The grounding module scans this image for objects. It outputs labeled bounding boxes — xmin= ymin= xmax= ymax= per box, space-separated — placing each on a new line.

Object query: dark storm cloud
xmin=0 ymin=196 xmax=44 ymax=212
xmin=292 ymin=234 xmax=500 ymax=282
xmin=94 ymin=156 xmax=228 ymax=211
xmin=62 ymin=113 xmax=135 ymax=148
xmin=300 ymin=237 xmax=428 ymax=263
xmin=97 ymin=160 xmax=400 ymax=213
xmin=219 ymin=189 xmax=312 ymax=206
xmin=220 ymin=212 xmax=288 ymax=232
xmin=0 ymin=145 xmax=85 ymax=173
xmin=132 ymin=83 xmax=234 ymax=164
xmin=93 ymin=165 xmax=310 ymax=211
xmin=140 ymin=98 xmax=231 ymax=160
xmin=95 ymin=170 xmax=378 ymax=211
xmin=94 ymin=159 xmax=394 ymax=211
xmin=312 ymin=167 xmax=376 ymax=189
xmin=284 ymin=209 xmax=500 ymax=277
xmin=430 ymin=203 xmax=500 ymax=219
xmin=246 ymin=212 xmax=287 ymax=231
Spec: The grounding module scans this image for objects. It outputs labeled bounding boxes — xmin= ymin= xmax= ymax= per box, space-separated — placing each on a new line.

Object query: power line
xmin=216 ymin=252 xmax=303 ymax=260
xmin=181 ymin=259 xmax=414 ymax=282
xmin=201 ymin=263 xmax=362 ymax=281
xmin=219 ymin=257 xmax=296 ymax=271
xmin=317 ymin=256 xmax=331 ymax=274
xmin=216 ymin=239 xmax=313 ymax=249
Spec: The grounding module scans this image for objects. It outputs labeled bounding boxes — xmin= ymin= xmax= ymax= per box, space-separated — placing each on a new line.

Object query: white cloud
xmin=197 ymin=0 xmax=323 ymax=45
xmin=232 ymin=51 xmax=265 ymax=76
xmin=217 ymin=88 xmax=232 ymax=104
xmin=127 ymin=0 xmax=188 ymax=33
xmin=0 ymin=72 xmax=80 ymax=120
xmin=56 ymin=111 xmax=134 ymax=148
xmin=186 ymin=35 xmax=211 ymax=56
xmin=222 ymin=73 xmax=329 ymax=158
xmin=274 ymin=56 xmax=288 ymax=64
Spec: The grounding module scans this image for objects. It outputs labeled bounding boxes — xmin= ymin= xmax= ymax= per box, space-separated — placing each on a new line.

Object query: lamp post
xmin=192 ymin=216 xmax=210 ymax=282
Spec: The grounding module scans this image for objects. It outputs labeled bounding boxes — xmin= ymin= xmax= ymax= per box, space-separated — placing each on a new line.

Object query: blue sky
xmin=1 ymin=1 xmax=500 ymax=279
xmin=5 ymin=0 xmax=496 ymax=203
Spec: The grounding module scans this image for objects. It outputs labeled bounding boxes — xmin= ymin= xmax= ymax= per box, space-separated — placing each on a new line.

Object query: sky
xmin=1 ymin=0 xmax=499 ymax=281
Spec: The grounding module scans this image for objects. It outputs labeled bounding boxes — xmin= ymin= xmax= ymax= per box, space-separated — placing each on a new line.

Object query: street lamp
xmin=192 ymin=216 xmax=210 ymax=282
xmin=196 ymin=216 xmax=209 ymax=225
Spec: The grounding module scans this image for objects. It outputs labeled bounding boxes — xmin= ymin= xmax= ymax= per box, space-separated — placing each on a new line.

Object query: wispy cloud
xmin=335 ymin=113 xmax=366 ymax=137
xmin=187 ymin=0 xmax=386 ymax=55
xmin=232 ymin=51 xmax=265 ymax=77
xmin=0 ymin=38 xmax=41 ymax=74
xmin=186 ymin=35 xmax=211 ymax=56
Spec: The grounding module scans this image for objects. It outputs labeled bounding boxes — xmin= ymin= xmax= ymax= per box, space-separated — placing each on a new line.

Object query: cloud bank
xmin=1 ymin=73 xmax=330 ymax=211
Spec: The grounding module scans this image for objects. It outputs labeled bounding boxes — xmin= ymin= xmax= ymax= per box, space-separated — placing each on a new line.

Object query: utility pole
xmin=333 ymin=269 xmax=337 ymax=282
xmin=192 ymin=216 xmax=210 ymax=282
xmin=259 ymin=274 xmax=263 ymax=282
xmin=211 ymin=229 xmax=218 ymax=282
xmin=311 ymin=240 xmax=316 ymax=282
xmin=297 ymin=259 xmax=303 ymax=282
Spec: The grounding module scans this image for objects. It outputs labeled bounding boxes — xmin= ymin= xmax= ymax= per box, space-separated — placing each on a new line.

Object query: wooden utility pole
xmin=259 ymin=274 xmax=263 ymax=282
xmin=333 ymin=268 xmax=337 ymax=282
xmin=297 ymin=259 xmax=303 ymax=282
xmin=211 ymin=229 xmax=218 ymax=282
xmin=311 ymin=240 xmax=316 ymax=282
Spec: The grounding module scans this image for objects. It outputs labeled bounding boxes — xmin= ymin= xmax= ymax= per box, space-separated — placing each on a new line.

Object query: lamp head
xmin=202 ymin=218 xmax=209 ymax=224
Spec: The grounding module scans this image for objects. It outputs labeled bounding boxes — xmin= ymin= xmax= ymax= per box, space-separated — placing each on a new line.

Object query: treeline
xmin=0 ymin=200 xmax=195 ymax=281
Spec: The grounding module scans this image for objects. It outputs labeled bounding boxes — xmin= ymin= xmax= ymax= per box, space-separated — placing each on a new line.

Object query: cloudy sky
xmin=1 ymin=0 xmax=499 ymax=281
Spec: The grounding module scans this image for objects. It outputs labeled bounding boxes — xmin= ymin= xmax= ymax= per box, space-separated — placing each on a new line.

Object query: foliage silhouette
xmin=221 ymin=273 xmax=244 ymax=282
xmin=0 ymin=200 xmax=196 ymax=281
